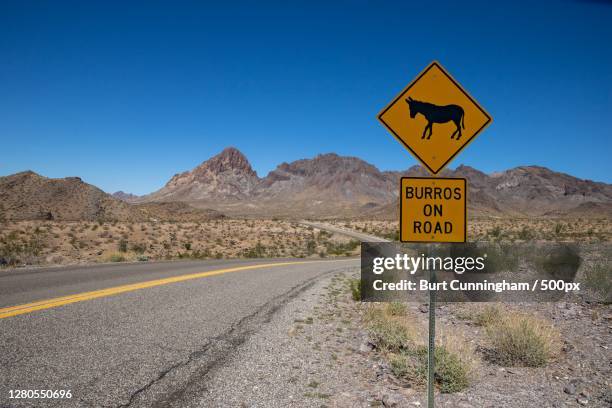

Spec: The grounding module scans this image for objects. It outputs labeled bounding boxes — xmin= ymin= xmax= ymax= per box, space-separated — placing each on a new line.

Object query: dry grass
xmin=385 ymin=301 xmax=408 ymax=317
xmin=364 ymin=303 xmax=477 ymax=393
xmin=348 ymin=278 xmax=361 ymax=301
xmin=484 ymin=312 xmax=561 ymax=367
xmin=584 ymin=262 xmax=612 ymax=303
xmin=366 ymin=310 xmax=414 ymax=352
xmin=473 ymin=304 xmax=504 ymax=327
xmin=455 ymin=304 xmax=561 ymax=367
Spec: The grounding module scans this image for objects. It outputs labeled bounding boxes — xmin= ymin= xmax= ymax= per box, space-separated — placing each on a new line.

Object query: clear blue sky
xmin=1 ymin=0 xmax=611 ymax=194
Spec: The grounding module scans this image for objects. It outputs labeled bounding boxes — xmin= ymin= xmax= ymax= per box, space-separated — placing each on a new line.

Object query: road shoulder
xmin=191 ymin=265 xmax=390 ymax=407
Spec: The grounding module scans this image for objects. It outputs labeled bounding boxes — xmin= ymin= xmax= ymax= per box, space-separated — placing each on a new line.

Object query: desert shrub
xmin=117 ymin=239 xmax=128 ymax=253
xmin=389 ymin=345 xmax=471 ymax=393
xmin=584 ymin=262 xmax=612 ymax=304
xmin=385 ymin=301 xmax=407 ymax=316
xmin=489 ymin=226 xmax=502 ymax=238
xmin=306 ymin=239 xmax=317 ymax=256
xmin=191 ymin=248 xmax=212 ymax=259
xmin=382 ymin=230 xmax=400 ymax=241
xmin=68 ymin=234 xmax=78 ymax=249
xmin=368 ymin=303 xmax=476 ymax=393
xmin=389 ymin=352 xmax=425 ymax=386
xmin=483 ymin=244 xmax=520 ymax=272
xmin=430 ymin=346 xmax=471 ymax=393
xmin=533 ymin=244 xmax=581 ymax=281
xmin=317 ymin=230 xmax=330 ymax=241
xmin=485 ymin=313 xmax=560 ymax=367
xmin=0 ymin=231 xmax=23 ymax=265
xmin=367 ymin=314 xmax=411 ymax=352
xmin=420 ymin=345 xmax=471 ymax=393
xmin=326 ymin=240 xmax=360 ymax=256
xmin=0 ymin=229 xmax=46 ymax=266
xmin=23 ymin=229 xmax=46 ymax=258
xmin=348 ymin=278 xmax=361 ymax=301
xmin=473 ymin=304 xmax=502 ymax=327
xmin=131 ymin=242 xmax=146 ymax=254
xmin=108 ymin=253 xmax=126 ymax=262
xmin=183 ymin=242 xmax=192 ymax=251
xmin=517 ymin=226 xmax=534 ymax=241
xmin=244 ymin=241 xmax=266 ymax=258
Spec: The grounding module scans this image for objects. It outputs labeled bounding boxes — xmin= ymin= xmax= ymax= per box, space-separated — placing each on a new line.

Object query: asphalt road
xmin=0 ymin=258 xmax=358 ymax=407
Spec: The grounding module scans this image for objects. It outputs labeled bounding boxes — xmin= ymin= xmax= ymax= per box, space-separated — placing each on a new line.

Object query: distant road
xmin=0 ymin=258 xmax=358 ymax=407
xmin=300 ymin=220 xmax=390 ymax=242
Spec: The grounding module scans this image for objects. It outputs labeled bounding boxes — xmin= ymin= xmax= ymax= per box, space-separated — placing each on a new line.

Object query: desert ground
xmin=0 ymin=218 xmax=610 ymax=268
xmin=0 ymin=219 xmax=361 ymax=267
xmin=332 ymin=218 xmax=612 ymax=243
xmin=217 ymin=271 xmax=611 ymax=407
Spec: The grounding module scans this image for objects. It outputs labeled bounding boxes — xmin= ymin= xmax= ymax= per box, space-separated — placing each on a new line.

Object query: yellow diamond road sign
xmin=378 ymin=61 xmax=492 ymax=175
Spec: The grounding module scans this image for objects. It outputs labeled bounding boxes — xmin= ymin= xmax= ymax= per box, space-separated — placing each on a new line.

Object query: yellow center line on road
xmin=0 ymin=259 xmax=355 ymax=320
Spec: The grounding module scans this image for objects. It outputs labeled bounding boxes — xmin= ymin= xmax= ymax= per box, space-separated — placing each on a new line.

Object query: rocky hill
xmin=0 ymin=171 xmax=222 ymax=222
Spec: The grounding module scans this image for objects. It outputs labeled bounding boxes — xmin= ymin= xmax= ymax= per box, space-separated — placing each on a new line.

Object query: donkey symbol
xmin=405 ymin=97 xmax=465 ymax=140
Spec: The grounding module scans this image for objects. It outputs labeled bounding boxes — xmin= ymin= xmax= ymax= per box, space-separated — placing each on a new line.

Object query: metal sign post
xmin=427 ymin=254 xmax=436 ymax=408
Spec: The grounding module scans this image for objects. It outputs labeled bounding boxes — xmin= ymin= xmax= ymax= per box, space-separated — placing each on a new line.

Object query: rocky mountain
xmin=140 ymin=147 xmax=259 ymax=202
xmin=0 ymin=171 xmax=222 ymax=222
xmin=138 ymin=148 xmax=612 ymax=219
xmin=139 ymin=151 xmax=400 ymax=217
xmin=257 ymin=153 xmax=396 ymax=201
xmin=112 ymin=191 xmax=140 ymax=203
xmin=484 ymin=165 xmax=612 ymax=215
xmin=248 ymin=153 xmax=398 ymax=217
xmin=449 ymin=164 xmax=612 ymax=218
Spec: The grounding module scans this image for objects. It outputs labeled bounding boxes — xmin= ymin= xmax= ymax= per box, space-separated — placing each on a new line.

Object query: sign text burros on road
xmin=400 ymin=177 xmax=466 ymax=242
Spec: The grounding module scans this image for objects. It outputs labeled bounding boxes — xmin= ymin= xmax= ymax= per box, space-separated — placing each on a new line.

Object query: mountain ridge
xmin=135 ymin=148 xmax=612 ymax=219
xmin=2 ymin=148 xmax=611 ymax=220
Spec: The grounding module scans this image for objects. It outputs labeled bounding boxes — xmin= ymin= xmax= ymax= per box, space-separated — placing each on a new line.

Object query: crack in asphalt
xmin=112 ymin=266 xmax=352 ymax=408
xmin=115 ymin=358 xmax=191 ymax=408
